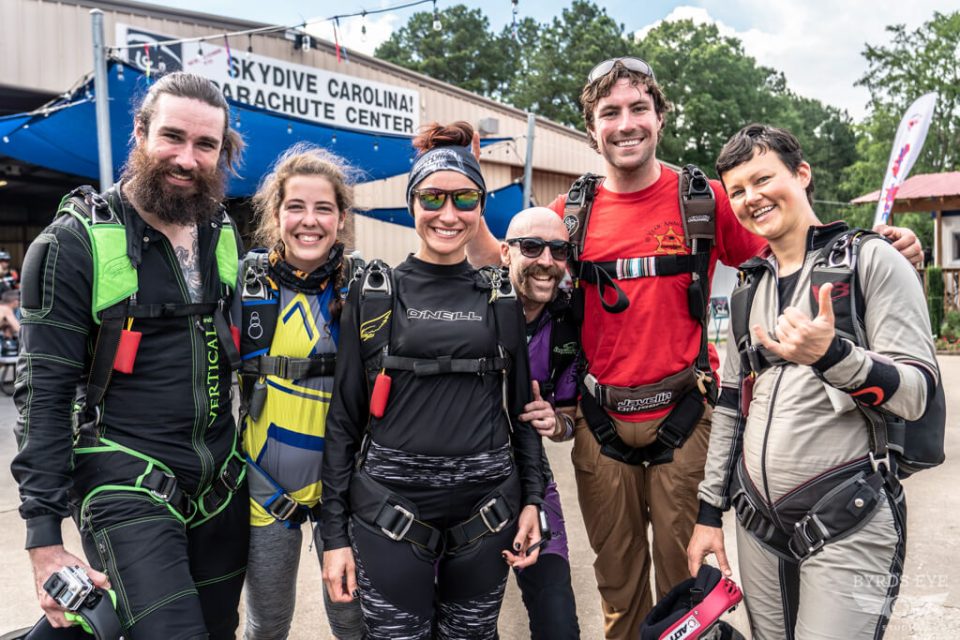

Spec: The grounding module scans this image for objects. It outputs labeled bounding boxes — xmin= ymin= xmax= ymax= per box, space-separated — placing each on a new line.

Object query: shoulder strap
xmin=810 ymin=228 xmax=883 ymax=348
xmin=563 ymin=174 xmax=601 ymax=265
xmin=678 ymin=165 xmax=717 ymax=378
xmin=730 ymin=257 xmax=775 ymax=375
xmin=239 ymin=251 xmax=278 ymax=364
xmin=358 ymin=259 xmax=394 ymax=381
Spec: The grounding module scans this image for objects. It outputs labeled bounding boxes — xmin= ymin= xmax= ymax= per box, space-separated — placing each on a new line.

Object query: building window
xmin=954 ymin=232 xmax=960 ymax=262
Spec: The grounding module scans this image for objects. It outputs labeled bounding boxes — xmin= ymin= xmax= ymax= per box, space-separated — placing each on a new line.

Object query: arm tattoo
xmin=175 ymin=225 xmax=203 ymax=302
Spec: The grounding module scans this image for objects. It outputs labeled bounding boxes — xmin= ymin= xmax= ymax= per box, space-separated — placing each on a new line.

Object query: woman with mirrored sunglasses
xmin=321 ymin=121 xmax=545 ymax=639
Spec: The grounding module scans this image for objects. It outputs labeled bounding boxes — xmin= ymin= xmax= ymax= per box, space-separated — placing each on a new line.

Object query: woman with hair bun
xmin=238 ymin=143 xmax=363 ymax=639
xmin=321 ymin=121 xmax=545 ymax=638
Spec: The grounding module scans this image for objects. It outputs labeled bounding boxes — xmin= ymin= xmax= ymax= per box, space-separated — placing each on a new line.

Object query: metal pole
xmin=522 ymin=112 xmax=535 ymax=208
xmin=91 ymin=9 xmax=113 ymax=189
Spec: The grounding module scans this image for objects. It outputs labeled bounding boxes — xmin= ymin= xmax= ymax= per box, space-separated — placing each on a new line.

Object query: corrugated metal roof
xmin=851 ymin=172 xmax=960 ymax=204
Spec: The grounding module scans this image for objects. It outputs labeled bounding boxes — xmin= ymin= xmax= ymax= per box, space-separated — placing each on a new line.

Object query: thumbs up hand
xmin=519 ymin=380 xmax=559 ymax=437
xmin=751 ymin=283 xmax=837 ymax=366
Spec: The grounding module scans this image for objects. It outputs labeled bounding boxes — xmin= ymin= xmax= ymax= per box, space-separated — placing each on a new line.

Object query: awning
xmin=363 ymin=182 xmax=524 ymax=238
xmin=0 ymin=60 xmax=507 ymax=197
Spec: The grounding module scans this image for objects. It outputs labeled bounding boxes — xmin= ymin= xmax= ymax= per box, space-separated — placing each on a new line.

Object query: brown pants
xmin=571 ymin=405 xmax=711 ymax=640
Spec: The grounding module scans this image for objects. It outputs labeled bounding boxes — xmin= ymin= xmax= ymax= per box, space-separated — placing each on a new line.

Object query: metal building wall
xmin=1 ymin=0 xmax=604 ymax=262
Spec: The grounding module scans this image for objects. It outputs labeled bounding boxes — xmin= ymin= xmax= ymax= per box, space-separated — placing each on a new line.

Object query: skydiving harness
xmin=59 ymin=185 xmax=246 ymax=528
xmin=238 ymin=249 xmax=365 ymax=526
xmin=351 ymin=259 xmax=524 ymax=552
xmin=728 ymin=227 xmax=942 ymax=560
xmin=731 ymin=227 xmax=945 ymax=481
xmin=563 ymin=166 xmax=718 ymax=466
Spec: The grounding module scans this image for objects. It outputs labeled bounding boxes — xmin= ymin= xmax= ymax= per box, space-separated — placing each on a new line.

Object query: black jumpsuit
xmin=11 ymin=190 xmax=248 ymax=639
xmin=322 ymin=255 xmax=544 ymax=639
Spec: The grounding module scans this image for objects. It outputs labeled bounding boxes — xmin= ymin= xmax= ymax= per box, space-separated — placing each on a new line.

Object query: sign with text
xmin=117 ymin=24 xmax=420 ymax=136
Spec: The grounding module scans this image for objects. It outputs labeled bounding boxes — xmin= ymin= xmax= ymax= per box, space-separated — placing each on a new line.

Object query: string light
xmin=432 ymin=0 xmax=442 ymax=31
xmin=287 ymin=124 xmax=293 ymax=134
xmin=246 ymin=34 xmax=253 ymax=59
xmin=331 ymin=134 xmax=337 ymax=144
xmin=361 ymin=11 xmax=367 ymax=42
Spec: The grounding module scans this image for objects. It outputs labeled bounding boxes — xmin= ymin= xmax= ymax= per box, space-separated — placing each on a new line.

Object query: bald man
xmin=507 ymin=208 xmax=581 ymax=639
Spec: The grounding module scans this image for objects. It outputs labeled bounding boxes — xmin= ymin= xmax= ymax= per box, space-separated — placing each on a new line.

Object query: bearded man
xmin=11 ymin=72 xmax=248 ymax=639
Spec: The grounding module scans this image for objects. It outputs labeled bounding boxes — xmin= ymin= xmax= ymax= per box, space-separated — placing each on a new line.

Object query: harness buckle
xmin=380 ymin=504 xmax=415 ymax=541
xmin=790 ymin=514 xmax=828 ymax=560
xmin=149 ymin=473 xmax=178 ymax=503
xmin=266 ymin=493 xmax=301 ymax=521
xmin=220 ymin=458 xmax=244 ymax=493
xmin=479 ymin=498 xmax=509 ymax=533
xmin=273 ymin=356 xmax=289 ymax=379
xmin=869 ymin=450 xmax=891 ymax=475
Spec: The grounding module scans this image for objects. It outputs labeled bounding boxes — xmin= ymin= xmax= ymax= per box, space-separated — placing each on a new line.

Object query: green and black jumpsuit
xmin=11 ymin=187 xmax=248 ymax=639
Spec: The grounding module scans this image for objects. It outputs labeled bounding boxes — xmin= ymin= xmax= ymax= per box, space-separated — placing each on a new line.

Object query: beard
xmin=516 ymin=262 xmax=566 ymax=304
xmin=122 ymin=145 xmax=226 ymax=225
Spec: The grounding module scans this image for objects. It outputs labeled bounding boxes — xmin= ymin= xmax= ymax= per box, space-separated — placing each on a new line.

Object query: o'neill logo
xmin=407 ymin=308 xmax=483 ymax=322
xmin=667 ymin=614 xmax=701 ymax=640
xmin=617 ymin=391 xmax=672 ymax=412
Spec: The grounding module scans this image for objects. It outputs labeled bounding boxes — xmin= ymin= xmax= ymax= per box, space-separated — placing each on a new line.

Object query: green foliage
xmin=841 ymin=11 xmax=960 ymax=226
xmin=374 ymin=5 xmax=514 ymax=97
xmin=927 ymin=265 xmax=944 ymax=338
xmin=942 ymin=309 xmax=960 ymax=341
xmin=503 ymin=1 xmax=638 ymax=127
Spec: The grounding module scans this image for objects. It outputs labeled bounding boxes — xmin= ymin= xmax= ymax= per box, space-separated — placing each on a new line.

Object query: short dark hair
xmin=716 ymin=123 xmax=814 ymax=202
xmin=580 ymin=62 xmax=672 ymax=152
xmin=133 ymin=72 xmax=244 ymax=176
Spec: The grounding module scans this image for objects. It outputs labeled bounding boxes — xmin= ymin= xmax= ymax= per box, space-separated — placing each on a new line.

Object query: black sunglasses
xmin=587 ymin=57 xmax=656 ymax=83
xmin=506 ymin=237 xmax=573 ymax=261
xmin=412 ymin=188 xmax=483 ymax=212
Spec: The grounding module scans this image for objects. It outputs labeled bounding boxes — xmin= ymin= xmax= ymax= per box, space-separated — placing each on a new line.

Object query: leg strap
xmin=350 ymin=471 xmax=517 ymax=555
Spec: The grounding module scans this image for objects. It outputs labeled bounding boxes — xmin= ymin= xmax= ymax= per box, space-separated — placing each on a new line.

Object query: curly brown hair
xmin=251 ymin=143 xmax=356 ymax=248
xmin=580 ymin=63 xmax=672 ymax=152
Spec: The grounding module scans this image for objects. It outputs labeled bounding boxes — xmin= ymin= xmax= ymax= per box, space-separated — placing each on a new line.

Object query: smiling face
xmin=412 ymin=170 xmax=482 ymax=265
xmin=501 ymin=209 xmax=569 ymax=316
xmin=276 ymin=175 xmax=344 ymax=274
xmin=588 ymin=78 xmax=663 ymax=179
xmin=126 ymin=94 xmax=226 ymax=225
xmin=720 ymin=149 xmax=815 ymax=244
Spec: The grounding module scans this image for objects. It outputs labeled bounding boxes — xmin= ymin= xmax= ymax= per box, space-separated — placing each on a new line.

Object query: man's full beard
xmin=122 ymin=145 xmax=226 ymax=225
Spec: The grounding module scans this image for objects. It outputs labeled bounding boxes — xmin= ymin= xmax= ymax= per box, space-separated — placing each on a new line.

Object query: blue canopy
xmin=363 ymin=182 xmax=524 ymax=238
xmin=0 ymin=61 xmax=507 ymax=197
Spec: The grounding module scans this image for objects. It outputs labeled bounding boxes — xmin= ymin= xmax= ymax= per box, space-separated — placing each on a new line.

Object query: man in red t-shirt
xmin=468 ymin=59 xmax=921 ymax=639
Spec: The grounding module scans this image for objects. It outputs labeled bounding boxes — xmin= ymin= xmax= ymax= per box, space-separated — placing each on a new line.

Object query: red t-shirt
xmin=549 ymin=164 xmax=765 ymax=421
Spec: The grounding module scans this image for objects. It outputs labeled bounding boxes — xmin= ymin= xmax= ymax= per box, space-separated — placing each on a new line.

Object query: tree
xmin=637 ymin=20 xmax=789 ymax=172
xmin=503 ymin=0 xmax=639 ymax=127
xmin=374 ymin=5 xmax=514 ymax=97
xmin=839 ymin=11 xmax=959 ymax=246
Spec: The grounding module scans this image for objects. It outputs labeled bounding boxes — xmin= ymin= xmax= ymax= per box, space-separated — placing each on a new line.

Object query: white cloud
xmin=635 ymin=1 xmax=957 ymax=120
xmin=306 ymin=12 xmax=400 ymax=57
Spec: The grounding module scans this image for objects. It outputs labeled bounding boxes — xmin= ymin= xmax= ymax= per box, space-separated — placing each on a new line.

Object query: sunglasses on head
xmin=587 ymin=57 xmax=656 ymax=84
xmin=506 ymin=237 xmax=573 ymax=261
xmin=412 ymin=188 xmax=483 ymax=212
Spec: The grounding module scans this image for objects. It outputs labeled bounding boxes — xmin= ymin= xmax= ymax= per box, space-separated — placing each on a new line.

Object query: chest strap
xmin=242 ymin=353 xmax=337 ymax=379
xmin=381 ymin=354 xmax=508 ymax=377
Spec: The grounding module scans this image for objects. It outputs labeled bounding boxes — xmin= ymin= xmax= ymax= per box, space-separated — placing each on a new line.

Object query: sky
xmin=156 ymin=0 xmax=957 ymax=121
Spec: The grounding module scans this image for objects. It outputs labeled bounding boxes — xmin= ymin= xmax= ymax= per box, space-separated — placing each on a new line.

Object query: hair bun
xmin=412 ymin=121 xmax=474 ymax=153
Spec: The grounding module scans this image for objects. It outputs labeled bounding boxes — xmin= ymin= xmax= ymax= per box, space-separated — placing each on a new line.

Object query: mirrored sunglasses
xmin=413 ymin=188 xmax=483 ymax=212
